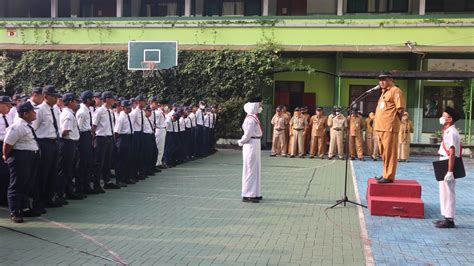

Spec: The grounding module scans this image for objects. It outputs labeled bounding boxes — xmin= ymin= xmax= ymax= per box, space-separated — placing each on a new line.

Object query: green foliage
xmin=0 ymin=48 xmax=281 ymax=138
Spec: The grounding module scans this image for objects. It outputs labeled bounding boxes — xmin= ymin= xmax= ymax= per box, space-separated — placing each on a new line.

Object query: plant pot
xmin=437 ymin=137 xmax=443 ymax=143
xmin=429 ymin=137 xmax=438 ymax=144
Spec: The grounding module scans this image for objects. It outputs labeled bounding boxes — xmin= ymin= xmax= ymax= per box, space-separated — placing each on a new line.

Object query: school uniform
xmin=0 ymin=112 xmax=12 ymax=206
xmin=209 ymin=112 xmax=217 ymax=153
xmin=177 ymin=117 xmax=186 ymax=162
xmin=203 ymin=114 xmax=211 ymax=157
xmin=76 ymin=103 xmax=94 ymax=193
xmin=154 ymin=108 xmax=167 ymax=167
xmin=163 ymin=116 xmax=175 ymax=167
xmin=130 ymin=107 xmax=146 ymax=178
xmin=195 ymin=108 xmax=205 ymax=157
xmin=188 ymin=112 xmax=197 ymax=158
xmin=184 ymin=116 xmax=192 ymax=160
xmin=92 ymin=105 xmax=116 ymax=190
xmin=58 ymin=106 xmax=80 ymax=199
xmin=114 ymin=111 xmax=134 ymax=184
xmin=144 ymin=115 xmax=157 ymax=174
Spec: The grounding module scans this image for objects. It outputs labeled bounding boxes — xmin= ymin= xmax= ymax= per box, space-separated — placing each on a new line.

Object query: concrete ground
xmin=0 ymin=150 xmax=367 ymax=265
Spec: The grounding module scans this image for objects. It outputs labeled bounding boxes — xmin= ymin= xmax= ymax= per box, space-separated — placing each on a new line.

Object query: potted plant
xmin=430 ymin=130 xmax=442 ymax=144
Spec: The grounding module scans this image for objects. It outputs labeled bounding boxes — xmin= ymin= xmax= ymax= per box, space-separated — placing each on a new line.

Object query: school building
xmin=0 ymin=0 xmax=473 ymax=144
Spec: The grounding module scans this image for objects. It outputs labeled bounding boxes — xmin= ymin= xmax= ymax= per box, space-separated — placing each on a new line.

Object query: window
xmin=0 ymin=0 xmax=50 ymax=18
xmin=192 ymin=0 xmax=260 ymax=16
xmin=81 ymin=0 xmax=116 ymax=17
xmin=141 ymin=0 xmax=184 ymax=17
xmin=349 ymin=85 xmax=380 ymax=117
xmin=423 ymin=86 xmax=464 ymax=118
xmin=426 ymin=0 xmax=474 ymax=12
xmin=222 ymin=0 xmax=245 ymax=16
xmin=346 ymin=0 xmax=408 ymax=13
xmin=277 ymin=0 xmax=307 ymax=16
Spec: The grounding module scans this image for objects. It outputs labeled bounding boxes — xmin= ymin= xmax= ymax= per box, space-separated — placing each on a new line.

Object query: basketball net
xmin=141 ymin=61 xmax=157 ymax=78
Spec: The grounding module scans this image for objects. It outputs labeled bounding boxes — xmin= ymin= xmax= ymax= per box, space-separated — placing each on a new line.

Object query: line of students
xmin=0 ymin=86 xmax=218 ymax=223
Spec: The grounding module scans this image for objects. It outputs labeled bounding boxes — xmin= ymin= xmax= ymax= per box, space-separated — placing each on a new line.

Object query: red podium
xmin=366 ymin=178 xmax=424 ymax=218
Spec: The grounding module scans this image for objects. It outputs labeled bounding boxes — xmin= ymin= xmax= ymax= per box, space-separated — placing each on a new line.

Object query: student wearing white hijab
xmin=238 ymin=96 xmax=263 ymax=203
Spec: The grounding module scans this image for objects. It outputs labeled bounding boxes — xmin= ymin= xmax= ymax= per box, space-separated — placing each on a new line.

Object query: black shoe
xmin=66 ymin=193 xmax=85 ymax=200
xmin=256 ymin=196 xmax=263 ymax=200
xmin=299 ymin=155 xmax=305 ymax=158
xmin=270 ymin=154 xmax=276 ymax=157
xmin=57 ymin=197 xmax=69 ymax=205
xmin=92 ymin=187 xmax=106 ymax=194
xmin=23 ymin=208 xmax=42 ymax=217
xmin=137 ymin=175 xmax=146 ymax=180
xmin=10 ymin=213 xmax=23 ymax=223
xmin=374 ymin=176 xmax=384 ymax=181
xmin=116 ymin=182 xmax=127 ymax=188
xmin=328 ymin=157 xmax=334 ymax=160
xmin=84 ymin=188 xmax=98 ymax=195
xmin=45 ymin=199 xmax=62 ymax=208
xmin=435 ymin=219 xmax=455 ymax=229
xmin=377 ymin=178 xmax=394 ymax=184
xmin=290 ymin=155 xmax=295 ymax=158
xmin=432 ymin=218 xmax=446 ymax=225
xmin=104 ymin=182 xmax=120 ymax=189
xmin=371 ymin=156 xmax=378 ymax=161
xmin=309 ymin=156 xmax=314 ymax=159
xmin=319 ymin=156 xmax=325 ymax=160
xmin=339 ymin=157 xmax=345 ymax=160
xmin=242 ymin=197 xmax=259 ymax=203
xmin=350 ymin=157 xmax=355 ymax=160
xmin=158 ymin=165 xmax=168 ymax=169
xmin=359 ymin=157 xmax=365 ymax=161
xmin=124 ymin=179 xmax=136 ymax=184
xmin=32 ymin=207 xmax=47 ymax=214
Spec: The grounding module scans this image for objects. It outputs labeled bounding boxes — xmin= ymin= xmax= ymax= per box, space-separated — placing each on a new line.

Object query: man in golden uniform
xmin=398 ymin=112 xmax=413 ymax=162
xmin=348 ymin=109 xmax=365 ymax=160
xmin=374 ymin=72 xmax=405 ymax=183
xmin=270 ymin=106 xmax=289 ymax=157
xmin=328 ymin=107 xmax=346 ymax=160
xmin=309 ymin=107 xmax=328 ymax=159
xmin=289 ymin=108 xmax=308 ymax=158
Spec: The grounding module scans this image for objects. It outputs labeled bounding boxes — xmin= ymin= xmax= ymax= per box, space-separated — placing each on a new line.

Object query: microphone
xmin=366 ymin=85 xmax=381 ymax=93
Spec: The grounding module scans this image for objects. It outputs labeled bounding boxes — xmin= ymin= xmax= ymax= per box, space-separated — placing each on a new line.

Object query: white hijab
xmin=244 ymin=102 xmax=260 ymax=115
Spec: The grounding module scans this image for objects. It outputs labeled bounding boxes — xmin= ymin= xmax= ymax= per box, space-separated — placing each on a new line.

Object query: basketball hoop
xmin=141 ymin=61 xmax=157 ymax=78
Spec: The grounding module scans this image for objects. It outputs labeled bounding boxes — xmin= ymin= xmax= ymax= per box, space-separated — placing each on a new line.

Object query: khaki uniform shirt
xmin=399 ymin=119 xmax=413 ymax=142
xmin=349 ymin=116 xmax=365 ymax=137
xmin=329 ymin=114 xmax=347 ymax=131
xmin=309 ymin=115 xmax=328 ymax=137
xmin=374 ymin=86 xmax=405 ymax=133
xmin=366 ymin=117 xmax=374 ymax=134
xmin=290 ymin=115 xmax=307 ymax=130
xmin=271 ymin=114 xmax=288 ymax=131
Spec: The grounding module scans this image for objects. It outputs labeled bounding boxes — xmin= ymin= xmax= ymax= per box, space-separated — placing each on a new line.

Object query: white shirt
xmin=178 ymin=117 xmax=185 ymax=132
xmin=173 ymin=120 xmax=180 ymax=133
xmin=54 ymin=104 xmax=63 ymax=113
xmin=93 ymin=105 xmax=114 ymax=137
xmin=209 ymin=113 xmax=216 ymax=129
xmin=0 ymin=113 xmax=12 ymax=141
xmin=8 ymin=106 xmax=17 ymax=122
xmin=188 ymin=112 xmax=197 ymax=127
xmin=114 ymin=111 xmax=133 ymax=135
xmin=60 ymin=107 xmax=80 ymax=141
xmin=439 ymin=125 xmax=461 ymax=158
xmin=165 ymin=117 xmax=174 ymax=132
xmin=204 ymin=114 xmax=211 ymax=128
xmin=185 ymin=117 xmax=192 ymax=129
xmin=4 ymin=118 xmax=39 ymax=151
xmin=144 ymin=116 xmax=154 ymax=134
xmin=196 ymin=109 xmax=205 ymax=125
xmin=155 ymin=109 xmax=167 ymax=129
xmin=76 ymin=103 xmax=92 ymax=132
xmin=130 ymin=107 xmax=145 ymax=133
xmin=32 ymin=102 xmax=61 ymax=139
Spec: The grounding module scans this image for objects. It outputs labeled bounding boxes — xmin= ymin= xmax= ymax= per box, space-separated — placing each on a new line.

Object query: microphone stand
xmin=329 ymin=88 xmax=379 ymax=209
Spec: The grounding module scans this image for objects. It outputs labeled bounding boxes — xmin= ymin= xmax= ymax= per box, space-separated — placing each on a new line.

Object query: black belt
xmin=251 ymin=136 xmax=262 ymax=139
xmin=96 ymin=136 xmax=113 ymax=138
xmin=293 ymin=128 xmax=303 ymax=131
xmin=12 ymin=149 xmax=40 ymax=154
xmin=80 ymin=130 xmax=91 ymax=133
xmin=274 ymin=129 xmax=285 ymax=131
xmin=38 ymin=138 xmax=58 ymax=143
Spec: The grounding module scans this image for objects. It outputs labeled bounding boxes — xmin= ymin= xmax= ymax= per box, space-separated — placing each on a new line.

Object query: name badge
xmin=379 ymin=102 xmax=385 ymax=109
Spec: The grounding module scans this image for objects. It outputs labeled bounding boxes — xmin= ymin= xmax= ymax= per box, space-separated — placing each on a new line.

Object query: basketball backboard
xmin=128 ymin=41 xmax=178 ymax=70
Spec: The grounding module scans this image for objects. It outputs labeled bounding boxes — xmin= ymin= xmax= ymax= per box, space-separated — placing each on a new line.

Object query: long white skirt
xmin=241 ymin=139 xmax=261 ymax=197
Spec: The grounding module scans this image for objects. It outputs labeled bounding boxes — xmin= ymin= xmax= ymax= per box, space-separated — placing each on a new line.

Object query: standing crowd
xmin=270 ymin=105 xmax=413 ymax=162
xmin=0 ymin=86 xmax=218 ymax=223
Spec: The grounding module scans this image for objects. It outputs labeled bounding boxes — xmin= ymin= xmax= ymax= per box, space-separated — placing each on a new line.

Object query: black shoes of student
xmin=435 ymin=219 xmax=455 ymax=229
xmin=116 ymin=182 xmax=127 ymax=188
xmin=377 ymin=178 xmax=394 ymax=184
xmin=104 ymin=182 xmax=120 ymax=189
xmin=242 ymin=197 xmax=260 ymax=203
xmin=92 ymin=187 xmax=106 ymax=194
xmin=10 ymin=213 xmax=23 ymax=223
xmin=124 ymin=179 xmax=136 ymax=184
xmin=23 ymin=208 xmax=42 ymax=217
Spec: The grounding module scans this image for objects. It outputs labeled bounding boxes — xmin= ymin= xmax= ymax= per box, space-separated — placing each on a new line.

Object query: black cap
xmin=93 ymin=92 xmax=102 ymax=98
xmin=335 ymin=107 xmax=342 ymax=112
xmin=248 ymin=96 xmax=262 ymax=103
xmin=17 ymin=101 xmax=37 ymax=113
xmin=445 ymin=106 xmax=460 ymax=122
xmin=102 ymin=91 xmax=114 ymax=100
xmin=294 ymin=107 xmax=301 ymax=112
xmin=351 ymin=108 xmax=358 ymax=114
xmin=122 ymin=100 xmax=132 ymax=108
xmin=32 ymin=87 xmax=43 ymax=94
xmin=316 ymin=107 xmax=323 ymax=111
xmin=159 ymin=99 xmax=168 ymax=105
xmin=149 ymin=96 xmax=158 ymax=102
xmin=0 ymin=96 xmax=13 ymax=104
xmin=62 ymin=93 xmax=77 ymax=102
xmin=378 ymin=71 xmax=393 ymax=80
xmin=81 ymin=90 xmax=94 ymax=101
xmin=42 ymin=85 xmax=61 ymax=97
xmin=118 ymin=97 xmax=126 ymax=102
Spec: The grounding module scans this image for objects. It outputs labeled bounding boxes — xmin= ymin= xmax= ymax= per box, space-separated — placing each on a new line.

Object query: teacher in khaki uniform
xmin=374 ymin=71 xmax=405 ymax=183
xmin=309 ymin=107 xmax=327 ymax=159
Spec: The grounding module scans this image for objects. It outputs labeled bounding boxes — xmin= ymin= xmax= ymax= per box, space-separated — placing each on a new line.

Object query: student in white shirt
xmin=143 ymin=106 xmax=158 ymax=175
xmin=114 ymin=100 xmax=135 ymax=186
xmin=195 ymin=101 xmax=206 ymax=157
xmin=130 ymin=95 xmax=147 ymax=179
xmin=0 ymin=96 xmax=13 ymax=207
xmin=58 ymin=93 xmax=82 ymax=201
xmin=92 ymin=91 xmax=119 ymax=192
xmin=154 ymin=100 xmax=168 ymax=168
xmin=3 ymin=101 xmax=40 ymax=223
xmin=75 ymin=90 xmax=95 ymax=195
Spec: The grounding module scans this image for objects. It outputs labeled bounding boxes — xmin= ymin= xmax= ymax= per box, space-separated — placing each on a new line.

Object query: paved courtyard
xmin=0 ymin=150 xmax=366 ymax=265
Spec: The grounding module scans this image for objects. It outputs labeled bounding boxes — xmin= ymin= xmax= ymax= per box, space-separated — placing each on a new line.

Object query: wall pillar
xmin=262 ymin=0 xmax=269 ymax=16
xmin=51 ymin=0 xmax=58 ymax=18
xmin=184 ymin=0 xmax=191 ymax=16
xmin=116 ymin=0 xmax=123 ymax=17
xmin=334 ymin=52 xmax=343 ymax=106
xmin=412 ymin=55 xmax=424 ymax=143
xmin=419 ymin=0 xmax=425 ymax=15
xmin=337 ymin=0 xmax=343 ymax=16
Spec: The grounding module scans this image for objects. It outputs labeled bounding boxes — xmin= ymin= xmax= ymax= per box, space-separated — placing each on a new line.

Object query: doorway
xmin=275 ymin=81 xmax=316 ymax=114
xmin=349 ymin=85 xmax=380 ymax=116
